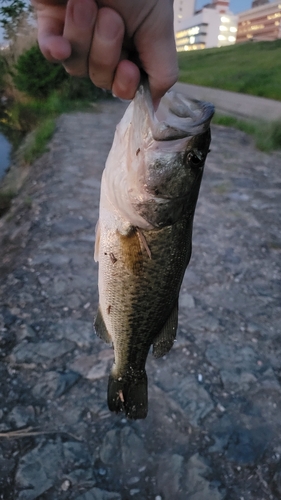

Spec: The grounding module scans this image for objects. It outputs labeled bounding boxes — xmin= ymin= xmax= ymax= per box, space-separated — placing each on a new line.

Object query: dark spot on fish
xmin=136 ymin=148 xmax=140 ymax=156
xmin=110 ymin=252 xmax=117 ymax=264
xmin=104 ymin=252 xmax=107 ymax=255
xmin=107 ymin=305 xmax=111 ymax=314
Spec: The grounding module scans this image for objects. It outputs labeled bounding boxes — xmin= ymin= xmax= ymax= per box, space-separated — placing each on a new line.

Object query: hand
xmin=31 ymin=0 xmax=178 ymax=103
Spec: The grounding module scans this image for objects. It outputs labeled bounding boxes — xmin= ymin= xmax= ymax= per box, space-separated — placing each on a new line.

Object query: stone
xmin=0 ymin=453 xmax=15 ymax=476
xmin=61 ymin=479 xmax=71 ymax=491
xmin=157 ymin=454 xmax=225 ymax=500
xmin=100 ymin=427 xmax=148 ymax=468
xmin=16 ymin=442 xmax=61 ymax=500
xmin=170 ymin=376 xmax=214 ymax=426
xmin=206 ymin=342 xmax=259 ymax=372
xmin=220 ymin=370 xmax=257 ymax=391
xmin=16 ymin=440 xmax=92 ymax=499
xmin=209 ymin=408 xmax=274 ymax=466
xmin=206 ymin=342 xmax=263 ymax=391
xmin=189 ymin=314 xmax=219 ymax=333
xmin=0 ymin=329 xmax=16 ymax=357
xmin=65 ymin=468 xmax=96 ymax=486
xmin=157 ymin=454 xmax=184 ymax=498
xmin=179 ymin=292 xmax=195 ymax=309
xmin=11 ymin=339 xmax=76 ymax=364
xmin=7 ymin=405 xmax=35 ymax=429
xmin=69 ymin=352 xmax=113 ymax=379
xmin=17 ymin=324 xmax=36 ymax=342
xmin=273 ymin=471 xmax=281 ymax=496
xmin=32 ymin=370 xmax=80 ymax=399
xmin=184 ymin=454 xmax=225 ymax=500
xmin=87 ymin=361 xmax=108 ymax=380
xmin=62 ymin=441 xmax=92 ymax=468
xmin=226 ymin=427 xmax=271 ymax=466
xmin=55 ymin=319 xmax=95 ymax=348
xmin=1 ymin=307 xmax=18 ymax=327
xmin=51 ymin=216 xmax=91 ymax=235
xmin=130 ymin=490 xmax=140 ymax=496
xmin=76 ymin=488 xmax=121 ymax=500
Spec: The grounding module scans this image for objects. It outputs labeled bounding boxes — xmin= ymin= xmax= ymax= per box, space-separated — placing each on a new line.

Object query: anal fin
xmin=152 ymin=303 xmax=178 ymax=358
xmin=94 ymin=306 xmax=112 ymax=344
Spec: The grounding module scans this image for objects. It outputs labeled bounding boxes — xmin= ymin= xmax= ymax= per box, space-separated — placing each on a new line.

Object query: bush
xmin=0 ymin=55 xmax=7 ymax=93
xmin=59 ymin=76 xmax=103 ymax=101
xmin=13 ymin=44 xmax=67 ymax=98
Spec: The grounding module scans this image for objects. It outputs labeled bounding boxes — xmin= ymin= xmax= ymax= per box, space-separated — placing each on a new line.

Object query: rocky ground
xmin=0 ymin=98 xmax=280 ymax=500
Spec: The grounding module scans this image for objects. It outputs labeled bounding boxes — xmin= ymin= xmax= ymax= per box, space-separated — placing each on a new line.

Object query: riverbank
xmin=0 ymin=99 xmax=280 ymax=499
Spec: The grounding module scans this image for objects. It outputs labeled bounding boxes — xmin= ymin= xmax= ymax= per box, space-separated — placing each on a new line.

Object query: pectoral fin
xmin=94 ymin=219 xmax=100 ymax=262
xmin=152 ymin=303 xmax=178 ymax=358
xmin=94 ymin=306 xmax=112 ymax=344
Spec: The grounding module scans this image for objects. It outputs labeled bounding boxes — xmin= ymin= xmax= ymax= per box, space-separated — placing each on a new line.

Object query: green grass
xmin=0 ymin=85 xmax=104 ymax=166
xmin=178 ymin=40 xmax=281 ymax=101
xmin=213 ymin=113 xmax=281 ymax=151
xmin=22 ymin=118 xmax=56 ymax=164
xmin=0 ymin=188 xmax=16 ymax=217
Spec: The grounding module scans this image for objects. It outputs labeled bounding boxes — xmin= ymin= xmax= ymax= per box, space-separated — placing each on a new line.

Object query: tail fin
xmin=107 ymin=371 xmax=148 ymax=420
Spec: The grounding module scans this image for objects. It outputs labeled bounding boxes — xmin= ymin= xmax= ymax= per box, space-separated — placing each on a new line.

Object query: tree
xmin=13 ymin=44 xmax=67 ymax=98
xmin=0 ymin=0 xmax=28 ymax=40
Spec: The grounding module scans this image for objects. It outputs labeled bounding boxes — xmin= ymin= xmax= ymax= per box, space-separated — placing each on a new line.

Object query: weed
xmin=213 ymin=114 xmax=281 ymax=152
xmin=0 ymin=189 xmax=15 ymax=217
xmin=23 ymin=118 xmax=56 ymax=164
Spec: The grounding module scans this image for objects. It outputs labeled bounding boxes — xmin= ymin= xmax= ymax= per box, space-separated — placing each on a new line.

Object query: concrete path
xmin=174 ymin=81 xmax=281 ymax=121
xmin=0 ymin=98 xmax=280 ymax=499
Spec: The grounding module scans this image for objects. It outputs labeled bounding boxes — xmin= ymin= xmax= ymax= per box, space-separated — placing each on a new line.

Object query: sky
xmin=196 ymin=0 xmax=254 ymax=14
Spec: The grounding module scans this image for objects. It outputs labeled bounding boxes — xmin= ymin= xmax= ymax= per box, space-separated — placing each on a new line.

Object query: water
xmin=0 ymin=131 xmax=12 ymax=181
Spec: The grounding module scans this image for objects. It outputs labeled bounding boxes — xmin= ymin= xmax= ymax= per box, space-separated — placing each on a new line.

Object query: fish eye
xmin=187 ymin=151 xmax=203 ymax=167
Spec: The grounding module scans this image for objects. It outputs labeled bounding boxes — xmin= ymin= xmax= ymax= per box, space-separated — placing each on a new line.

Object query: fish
xmin=94 ymin=81 xmax=214 ymax=419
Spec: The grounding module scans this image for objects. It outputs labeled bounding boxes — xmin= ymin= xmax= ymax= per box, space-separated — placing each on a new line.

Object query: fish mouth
xmin=135 ymin=79 xmax=215 ymax=141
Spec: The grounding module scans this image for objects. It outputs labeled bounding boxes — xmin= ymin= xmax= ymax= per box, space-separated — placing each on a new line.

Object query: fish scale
xmin=94 ymin=80 xmax=214 ymax=419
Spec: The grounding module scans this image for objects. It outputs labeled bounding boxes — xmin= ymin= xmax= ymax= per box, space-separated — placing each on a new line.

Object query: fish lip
xmin=136 ymin=80 xmax=215 ymax=141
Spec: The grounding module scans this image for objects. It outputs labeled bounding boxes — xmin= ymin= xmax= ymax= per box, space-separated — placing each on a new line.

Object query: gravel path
xmin=0 ymin=98 xmax=280 ymax=500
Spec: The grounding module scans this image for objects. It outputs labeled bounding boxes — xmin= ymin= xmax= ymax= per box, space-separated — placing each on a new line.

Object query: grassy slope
xmin=178 ymin=40 xmax=281 ymax=101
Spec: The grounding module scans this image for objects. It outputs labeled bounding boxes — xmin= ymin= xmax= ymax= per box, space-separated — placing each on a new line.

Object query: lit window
xmin=189 ymin=26 xmax=200 ymax=35
xmin=221 ymin=16 xmax=230 ymax=23
xmin=218 ymin=35 xmax=226 ymax=40
xmin=184 ymin=45 xmax=188 ymax=51
xmin=228 ymin=36 xmax=236 ymax=42
xmin=230 ymin=27 xmax=237 ymax=32
xmin=190 ymin=36 xmax=195 ymax=44
xmin=220 ymin=25 xmax=228 ymax=31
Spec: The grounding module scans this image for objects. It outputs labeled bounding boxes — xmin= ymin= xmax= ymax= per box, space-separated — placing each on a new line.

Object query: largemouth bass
xmin=94 ymin=82 xmax=214 ymax=419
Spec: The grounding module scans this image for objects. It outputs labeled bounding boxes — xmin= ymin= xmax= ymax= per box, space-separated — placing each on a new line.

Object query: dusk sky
xmin=196 ymin=0 xmax=254 ymax=13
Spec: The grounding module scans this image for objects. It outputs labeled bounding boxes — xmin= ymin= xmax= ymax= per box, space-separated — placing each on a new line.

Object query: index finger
xmin=32 ymin=1 xmax=71 ymax=61
xmin=134 ymin=4 xmax=178 ymax=102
